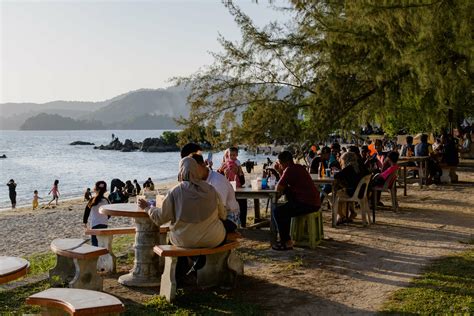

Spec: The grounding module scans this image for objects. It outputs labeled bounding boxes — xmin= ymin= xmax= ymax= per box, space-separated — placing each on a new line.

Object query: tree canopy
xmin=177 ymin=0 xmax=473 ymax=148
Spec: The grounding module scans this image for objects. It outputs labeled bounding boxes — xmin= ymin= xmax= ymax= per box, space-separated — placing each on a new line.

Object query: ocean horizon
xmin=0 ymin=130 xmax=268 ymax=210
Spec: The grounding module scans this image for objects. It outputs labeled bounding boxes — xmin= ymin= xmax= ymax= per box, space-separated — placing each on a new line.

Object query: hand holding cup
xmin=138 ymin=198 xmax=149 ymax=210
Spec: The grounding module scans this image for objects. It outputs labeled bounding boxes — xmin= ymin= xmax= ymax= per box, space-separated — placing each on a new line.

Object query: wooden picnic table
xmin=0 ymin=256 xmax=29 ymax=284
xmin=99 ymin=203 xmax=166 ymax=287
xmin=398 ymin=156 xmax=430 ymax=193
xmin=311 ymin=175 xmax=338 ymax=227
xmin=234 ymin=187 xmax=279 ymax=244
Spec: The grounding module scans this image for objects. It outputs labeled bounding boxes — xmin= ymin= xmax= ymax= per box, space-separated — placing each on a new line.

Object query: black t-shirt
xmin=7 ymin=183 xmax=16 ymax=194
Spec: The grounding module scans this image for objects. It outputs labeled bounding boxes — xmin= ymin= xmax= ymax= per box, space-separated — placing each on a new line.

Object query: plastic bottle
xmin=268 ymin=174 xmax=276 ymax=189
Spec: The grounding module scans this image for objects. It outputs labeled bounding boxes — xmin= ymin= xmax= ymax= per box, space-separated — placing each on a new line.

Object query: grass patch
xmin=113 ymin=235 xmax=135 ymax=254
xmin=113 ymin=235 xmax=135 ymax=266
xmin=0 ymin=280 xmax=51 ymax=314
xmin=25 ymin=252 xmax=56 ymax=277
xmin=125 ymin=290 xmax=261 ymax=315
xmin=381 ymin=249 xmax=474 ymax=314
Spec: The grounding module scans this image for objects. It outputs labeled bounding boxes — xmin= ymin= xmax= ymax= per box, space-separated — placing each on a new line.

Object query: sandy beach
xmin=1 ymin=162 xmax=473 ymax=314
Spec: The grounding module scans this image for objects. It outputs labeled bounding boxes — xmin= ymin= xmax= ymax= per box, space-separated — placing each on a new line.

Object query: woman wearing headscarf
xmin=139 ymin=157 xmax=226 ymax=248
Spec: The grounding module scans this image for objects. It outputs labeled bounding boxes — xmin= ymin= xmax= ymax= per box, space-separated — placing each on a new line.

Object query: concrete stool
xmin=290 ymin=210 xmax=323 ymax=249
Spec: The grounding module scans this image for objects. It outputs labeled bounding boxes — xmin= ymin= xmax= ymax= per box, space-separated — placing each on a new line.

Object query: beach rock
xmin=141 ymin=138 xmax=179 ymax=152
xmin=70 ymin=141 xmax=95 ymax=146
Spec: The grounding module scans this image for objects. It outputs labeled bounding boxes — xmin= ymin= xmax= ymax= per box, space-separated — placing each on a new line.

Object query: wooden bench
xmin=26 ymin=288 xmax=124 ymax=315
xmin=49 ymin=238 xmax=108 ymax=291
xmin=153 ymin=241 xmax=243 ymax=302
xmin=0 ymin=256 xmax=29 ymax=284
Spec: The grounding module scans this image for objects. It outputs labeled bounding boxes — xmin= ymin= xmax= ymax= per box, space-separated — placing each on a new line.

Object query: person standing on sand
xmin=32 ymin=190 xmax=42 ymax=210
xmin=6 ymin=179 xmax=17 ymax=209
xmin=83 ymin=181 xmax=110 ymax=247
xmin=47 ymin=179 xmax=60 ymax=206
xmin=133 ymin=179 xmax=141 ymax=196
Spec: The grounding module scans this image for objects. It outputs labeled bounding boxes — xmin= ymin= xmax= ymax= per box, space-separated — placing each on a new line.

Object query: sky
xmin=0 ymin=0 xmax=290 ymax=103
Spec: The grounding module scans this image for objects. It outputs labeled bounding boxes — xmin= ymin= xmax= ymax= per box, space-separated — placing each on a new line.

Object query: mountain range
xmin=0 ymin=86 xmax=190 ymax=130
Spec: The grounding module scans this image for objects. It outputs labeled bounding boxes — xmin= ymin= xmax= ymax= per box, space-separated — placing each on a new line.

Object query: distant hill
xmin=21 ymin=113 xmax=105 ymax=130
xmin=83 ymin=88 xmax=189 ymax=124
xmin=20 ymin=113 xmax=179 ymax=130
xmin=0 ymin=86 xmax=190 ymax=130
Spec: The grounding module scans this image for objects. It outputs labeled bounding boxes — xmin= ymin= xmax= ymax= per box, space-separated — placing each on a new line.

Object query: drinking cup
xmin=251 ymin=179 xmax=258 ymax=190
xmin=325 ymin=169 xmax=331 ymax=178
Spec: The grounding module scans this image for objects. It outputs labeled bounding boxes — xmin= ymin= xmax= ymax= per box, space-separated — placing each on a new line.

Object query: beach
xmin=1 ymin=161 xmax=473 ymax=314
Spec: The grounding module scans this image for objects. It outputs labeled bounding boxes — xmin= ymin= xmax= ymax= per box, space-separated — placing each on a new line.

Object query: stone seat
xmin=26 ymin=288 xmax=124 ymax=315
xmin=153 ymin=241 xmax=243 ymax=302
xmin=49 ymin=238 xmax=108 ymax=291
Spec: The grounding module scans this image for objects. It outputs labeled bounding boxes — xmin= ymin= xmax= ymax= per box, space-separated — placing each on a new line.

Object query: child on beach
xmin=218 ymin=147 xmax=248 ymax=227
xmin=83 ymin=181 xmax=110 ymax=247
xmin=219 ymin=147 xmax=244 ymax=187
xmin=32 ymin=190 xmax=42 ymax=210
xmin=84 ymin=188 xmax=92 ymax=201
xmin=47 ymin=179 xmax=60 ymax=206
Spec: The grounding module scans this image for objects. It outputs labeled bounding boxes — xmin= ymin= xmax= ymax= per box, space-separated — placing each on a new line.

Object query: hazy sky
xmin=0 ymin=0 xmax=290 ymax=103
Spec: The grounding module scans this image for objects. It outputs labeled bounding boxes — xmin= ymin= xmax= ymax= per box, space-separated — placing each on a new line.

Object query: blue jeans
xmin=91 ymin=224 xmax=107 ymax=247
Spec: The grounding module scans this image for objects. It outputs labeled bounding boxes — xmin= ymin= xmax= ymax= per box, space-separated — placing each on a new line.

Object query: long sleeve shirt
xmin=145 ymin=186 xmax=226 ymax=248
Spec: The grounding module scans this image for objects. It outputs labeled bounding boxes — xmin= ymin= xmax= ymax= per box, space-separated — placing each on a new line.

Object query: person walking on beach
xmin=83 ymin=181 xmax=110 ymax=246
xmin=133 ymin=179 xmax=141 ymax=196
xmin=47 ymin=179 xmax=60 ymax=206
xmin=32 ymin=190 xmax=42 ymax=210
xmin=84 ymin=188 xmax=92 ymax=202
xmin=6 ymin=179 xmax=17 ymax=209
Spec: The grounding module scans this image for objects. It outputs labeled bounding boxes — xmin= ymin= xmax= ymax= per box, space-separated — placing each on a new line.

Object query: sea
xmin=0 ymin=130 xmax=269 ymax=210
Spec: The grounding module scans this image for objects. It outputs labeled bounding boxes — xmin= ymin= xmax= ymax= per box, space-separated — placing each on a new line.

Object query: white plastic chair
xmin=333 ymin=174 xmax=372 ymax=226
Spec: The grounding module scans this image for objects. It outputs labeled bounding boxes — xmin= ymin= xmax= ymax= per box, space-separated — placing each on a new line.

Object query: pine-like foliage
xmin=176 ymin=0 xmax=473 ymax=147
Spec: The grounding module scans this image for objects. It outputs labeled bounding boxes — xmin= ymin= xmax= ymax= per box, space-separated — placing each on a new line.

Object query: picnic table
xmin=0 ymin=256 xmax=29 ymax=284
xmin=398 ymin=156 xmax=430 ymax=194
xmin=99 ymin=203 xmax=166 ymax=287
xmin=234 ymin=187 xmax=279 ymax=244
xmin=311 ymin=175 xmax=337 ymax=227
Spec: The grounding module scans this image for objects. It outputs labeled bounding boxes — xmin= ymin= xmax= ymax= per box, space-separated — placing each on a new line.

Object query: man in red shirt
xmin=273 ymin=151 xmax=321 ymax=250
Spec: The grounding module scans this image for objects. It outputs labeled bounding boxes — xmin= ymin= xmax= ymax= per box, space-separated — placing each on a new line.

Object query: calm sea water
xmin=0 ymin=130 xmax=267 ymax=210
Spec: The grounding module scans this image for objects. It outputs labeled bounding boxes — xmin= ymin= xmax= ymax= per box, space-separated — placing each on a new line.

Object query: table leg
xmin=254 ymin=199 xmax=261 ymax=222
xmin=331 ymin=184 xmax=336 ymax=228
xmin=419 ymin=161 xmax=424 ymax=188
xmin=270 ymin=195 xmax=277 ymax=245
xmin=118 ymin=217 xmax=161 ymax=287
xmin=403 ymin=165 xmax=407 ymax=196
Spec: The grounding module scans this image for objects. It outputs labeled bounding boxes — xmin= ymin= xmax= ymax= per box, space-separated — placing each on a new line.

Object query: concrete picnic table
xmin=99 ymin=203 xmax=166 ymax=287
xmin=0 ymin=256 xmax=29 ymax=284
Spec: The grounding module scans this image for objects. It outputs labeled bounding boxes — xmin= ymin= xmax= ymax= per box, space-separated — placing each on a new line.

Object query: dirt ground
xmin=1 ymin=161 xmax=473 ymax=314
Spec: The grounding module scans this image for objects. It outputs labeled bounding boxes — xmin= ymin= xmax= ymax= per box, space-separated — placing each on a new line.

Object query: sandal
xmin=271 ymin=242 xmax=293 ymax=251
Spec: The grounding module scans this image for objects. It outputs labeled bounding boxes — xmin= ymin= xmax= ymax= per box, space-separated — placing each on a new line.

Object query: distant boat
xmin=0 ymin=154 xmax=6 ymax=159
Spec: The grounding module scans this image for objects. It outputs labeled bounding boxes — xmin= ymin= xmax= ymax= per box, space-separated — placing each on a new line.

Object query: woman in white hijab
xmin=140 ymin=157 xmax=226 ymax=248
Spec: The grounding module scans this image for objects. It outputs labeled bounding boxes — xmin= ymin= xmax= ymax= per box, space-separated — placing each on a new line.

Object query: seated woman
xmin=334 ymin=152 xmax=368 ymax=224
xmin=369 ymin=151 xmax=399 ymax=206
xmin=139 ymin=157 xmax=227 ymax=248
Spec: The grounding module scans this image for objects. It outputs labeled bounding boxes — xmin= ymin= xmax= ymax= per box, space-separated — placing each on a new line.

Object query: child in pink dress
xmin=47 ymin=179 xmax=60 ymax=206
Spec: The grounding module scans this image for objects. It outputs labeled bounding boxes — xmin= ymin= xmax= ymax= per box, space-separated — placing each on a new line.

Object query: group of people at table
xmin=84 ymin=133 xmax=458 ymax=255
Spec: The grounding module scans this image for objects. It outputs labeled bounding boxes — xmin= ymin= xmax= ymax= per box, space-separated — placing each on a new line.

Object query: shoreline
xmin=0 ymin=178 xmax=179 ymax=213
